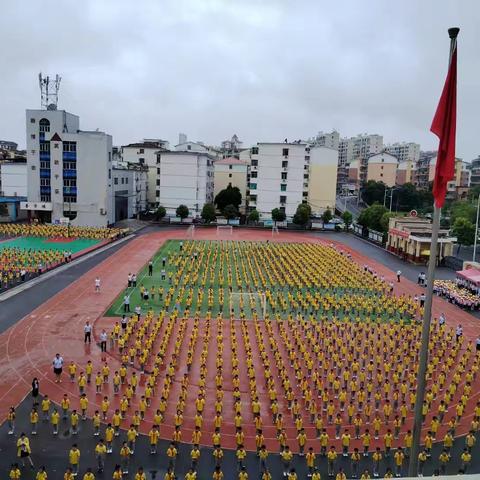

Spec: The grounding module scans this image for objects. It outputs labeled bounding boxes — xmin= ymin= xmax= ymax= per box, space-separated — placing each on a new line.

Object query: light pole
xmin=473 ymin=193 xmax=480 ymax=262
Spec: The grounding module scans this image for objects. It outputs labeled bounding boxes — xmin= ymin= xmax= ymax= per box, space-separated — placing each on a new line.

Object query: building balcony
xmin=40 ymin=186 xmax=51 ymax=194
xmin=63 ymin=169 xmax=77 ymax=178
xmin=39 ymin=152 xmax=51 ymax=161
xmin=63 ymin=186 xmax=77 ymax=195
xmin=62 ymin=151 xmax=77 ymax=161
xmin=40 ymin=169 xmax=51 ymax=178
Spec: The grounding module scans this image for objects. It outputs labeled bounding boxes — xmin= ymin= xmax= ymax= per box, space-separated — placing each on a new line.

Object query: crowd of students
xmin=0 ymin=247 xmax=65 ymax=289
xmin=433 ymin=280 xmax=480 ymax=310
xmin=6 ymin=239 xmax=480 ymax=479
xmin=0 ymin=223 xmax=126 ymax=240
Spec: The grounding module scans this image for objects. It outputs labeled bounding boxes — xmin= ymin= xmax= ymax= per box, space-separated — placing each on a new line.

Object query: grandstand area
xmin=1 ymin=228 xmax=480 ymax=478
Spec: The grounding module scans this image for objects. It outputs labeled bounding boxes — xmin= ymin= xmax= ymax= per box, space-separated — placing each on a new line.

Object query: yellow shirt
xmin=36 ymin=472 xmax=48 ymax=480
xmin=69 ymin=448 xmax=81 ymax=464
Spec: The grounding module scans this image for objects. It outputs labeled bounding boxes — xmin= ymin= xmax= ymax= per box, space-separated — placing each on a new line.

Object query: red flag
xmin=431 ymin=46 xmax=457 ymax=208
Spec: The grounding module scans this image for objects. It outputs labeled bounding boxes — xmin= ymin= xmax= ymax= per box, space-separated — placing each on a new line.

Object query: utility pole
xmin=473 ymin=193 xmax=480 ymax=262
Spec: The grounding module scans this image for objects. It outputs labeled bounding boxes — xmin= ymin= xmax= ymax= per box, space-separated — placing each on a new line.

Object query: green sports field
xmin=0 ymin=236 xmax=100 ymax=254
xmin=105 ymin=239 xmax=417 ymax=322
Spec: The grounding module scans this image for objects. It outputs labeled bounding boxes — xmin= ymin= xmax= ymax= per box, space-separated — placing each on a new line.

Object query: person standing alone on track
xmin=95 ymin=277 xmax=101 ymax=293
xmin=84 ymin=321 xmax=92 ymax=344
xmin=148 ymin=261 xmax=153 ymax=276
xmin=52 ymin=354 xmax=64 ymax=383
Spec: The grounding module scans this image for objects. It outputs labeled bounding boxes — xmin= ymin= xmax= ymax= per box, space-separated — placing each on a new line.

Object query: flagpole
xmin=408 ymin=26 xmax=459 ymax=477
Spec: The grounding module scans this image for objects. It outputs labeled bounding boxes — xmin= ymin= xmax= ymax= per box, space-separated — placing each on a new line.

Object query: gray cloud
xmin=1 ymin=0 xmax=478 ymax=159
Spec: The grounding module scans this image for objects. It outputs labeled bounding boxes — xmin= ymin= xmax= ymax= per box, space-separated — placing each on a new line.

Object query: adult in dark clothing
xmin=31 ymin=378 xmax=39 ymax=406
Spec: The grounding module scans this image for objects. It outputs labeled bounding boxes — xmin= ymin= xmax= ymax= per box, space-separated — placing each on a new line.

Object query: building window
xmin=114 ymin=178 xmax=118 ymax=185
xmin=304 ymin=173 xmax=309 ymax=179
xmin=280 ymin=184 xmax=287 ymax=192
xmin=40 ymin=178 xmax=50 ymax=186
xmin=282 ymin=160 xmax=288 ymax=168
xmin=63 ymin=179 xmax=77 ymax=187
xmin=39 ymin=118 xmax=50 ymax=132
xmin=228 ymin=173 xmax=232 ymax=178
xmin=156 ymin=179 xmax=160 ymax=186
xmin=63 ymin=142 xmax=77 ymax=152
xmin=282 ymin=148 xmax=289 ymax=157
xmin=157 ymin=168 xmax=160 ymax=174
xmin=280 ymin=195 xmax=287 ymax=203
xmin=251 ymin=159 xmax=258 ymax=166
xmin=40 ymin=195 xmax=51 ymax=202
xmin=187 ymin=145 xmax=192 ymax=150
xmin=281 ymin=172 xmax=287 ymax=180
xmin=250 ymin=171 xmax=257 ymax=178
xmin=108 ymin=169 xmax=111 ymax=179
xmin=139 ymin=158 xmax=145 ymax=164
xmin=305 ymin=155 xmax=310 ymax=161
xmin=228 ymin=182 xmax=232 ymax=187
xmin=280 ymin=206 xmax=286 ymax=214
xmin=30 ymin=118 xmax=36 ymax=123
xmin=121 ymin=178 xmax=124 ymax=184
xmin=380 ymin=173 xmax=383 ymax=177
xmin=251 ymin=147 xmax=259 ymax=155
xmin=31 ymin=134 xmax=36 ymax=140
xmin=39 ymin=142 xmax=50 ymax=152
xmin=54 ymin=143 xmax=59 ymax=148
xmin=31 ymin=165 xmax=36 ymax=170
xmin=249 ymin=183 xmax=257 ymax=190
xmin=229 ymin=165 xmax=233 ymax=170
xmin=139 ymin=148 xmax=144 ymax=154
xmin=250 ymin=195 xmax=257 ymax=201
xmin=125 ymin=177 xmax=128 ymax=184
xmin=156 ymin=189 xmax=160 ymax=197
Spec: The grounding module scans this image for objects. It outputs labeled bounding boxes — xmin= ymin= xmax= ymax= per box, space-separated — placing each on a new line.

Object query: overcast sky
xmin=1 ymin=0 xmax=478 ymax=159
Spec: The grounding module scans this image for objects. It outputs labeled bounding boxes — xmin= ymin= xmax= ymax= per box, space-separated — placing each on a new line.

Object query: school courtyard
xmin=0 ymin=227 xmax=479 ymax=479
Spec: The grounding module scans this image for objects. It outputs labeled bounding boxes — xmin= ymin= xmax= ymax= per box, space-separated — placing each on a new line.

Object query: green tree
xmin=248 ymin=210 xmax=260 ymax=224
xmin=468 ymin=185 xmax=480 ymax=202
xmin=452 ymin=217 xmax=475 ymax=254
xmin=201 ymin=203 xmax=216 ymax=223
xmin=292 ymin=203 xmax=311 ymax=226
xmin=362 ymin=180 xmax=386 ymax=205
xmin=176 ymin=204 xmax=189 ymax=222
xmin=223 ymin=204 xmax=238 ymax=220
xmin=214 ymin=185 xmax=242 ymax=211
xmin=271 ymin=208 xmax=286 ymax=225
xmin=0 ymin=203 xmax=8 ymax=216
xmin=155 ymin=205 xmax=166 ymax=221
xmin=450 ymin=200 xmax=476 ymax=224
xmin=342 ymin=211 xmax=353 ymax=230
xmin=379 ymin=211 xmax=396 ymax=233
xmin=357 ymin=203 xmax=388 ymax=232
xmin=321 ymin=208 xmax=333 ymax=224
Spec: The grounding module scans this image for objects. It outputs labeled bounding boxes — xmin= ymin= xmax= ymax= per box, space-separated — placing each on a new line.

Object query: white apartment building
xmin=22 ymin=108 xmax=114 ymax=227
xmin=246 ymin=143 xmax=309 ymax=218
xmin=112 ymin=162 xmax=148 ymax=221
xmin=121 ymin=140 xmax=169 ymax=207
xmin=385 ymin=142 xmax=420 ymax=165
xmin=309 ymin=130 xmax=340 ymax=150
xmin=155 ymin=151 xmax=214 ymax=217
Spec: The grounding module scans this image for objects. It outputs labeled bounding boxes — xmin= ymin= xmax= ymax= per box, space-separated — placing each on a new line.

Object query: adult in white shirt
xmin=100 ymin=329 xmax=108 ymax=352
xmin=123 ymin=293 xmax=130 ymax=313
xmin=95 ymin=277 xmax=101 ymax=292
xmin=84 ymin=321 xmax=92 ymax=344
xmin=396 ymin=270 xmax=402 ymax=283
xmin=52 ymin=353 xmax=64 ymax=383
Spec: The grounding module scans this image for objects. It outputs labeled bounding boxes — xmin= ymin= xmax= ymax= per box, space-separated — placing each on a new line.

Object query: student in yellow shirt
xmin=190 ymin=444 xmax=201 ymax=471
xmin=119 ymin=441 xmax=132 ymax=474
xmin=394 ymin=447 xmax=405 ymax=477
xmin=30 ymin=407 xmax=39 ymax=435
xmin=95 ymin=439 xmax=107 ymax=472
xmin=213 ymin=466 xmax=224 ymax=480
xmin=418 ymin=450 xmax=427 ymax=477
xmin=238 ymin=467 xmax=248 ymax=480
xmin=351 ymin=448 xmax=361 ymax=478
xmin=327 ymin=446 xmax=337 ymax=477
xmin=51 ymin=408 xmax=60 ymax=435
xmin=460 ymin=448 xmax=472 ymax=473
xmin=336 ymin=467 xmax=347 ymax=480
xmin=82 ymin=467 xmax=95 ymax=480
xmin=185 ymin=468 xmax=197 ymax=480
xmin=70 ymin=410 xmax=79 ymax=435
xmin=134 ymin=467 xmax=146 ymax=480
xmin=438 ymin=449 xmax=450 ymax=475
xmin=341 ymin=429 xmax=351 ymax=457
xmin=372 ymin=447 xmax=382 ymax=478
xmin=69 ymin=444 xmax=81 ymax=476
xmin=64 ymin=468 xmax=75 ymax=480
xmin=166 ymin=442 xmax=177 ymax=471
xmin=360 ymin=470 xmax=371 ymax=480
xmin=312 ymin=468 xmax=321 ymax=480
xmin=36 ymin=466 xmax=48 ymax=480
xmin=306 ymin=447 xmax=316 ymax=476
xmin=9 ymin=464 xmax=21 ymax=480
xmin=112 ymin=465 xmax=123 ymax=480
xmin=41 ymin=396 xmax=51 ymax=422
